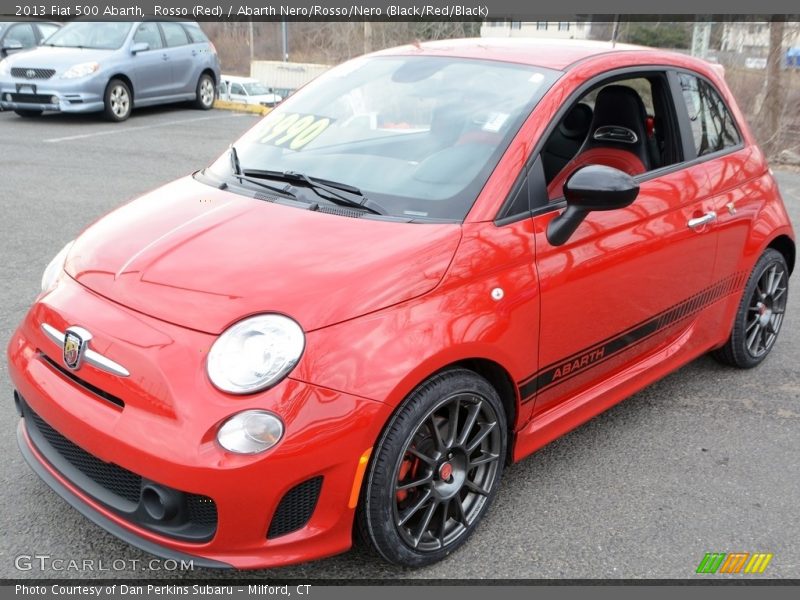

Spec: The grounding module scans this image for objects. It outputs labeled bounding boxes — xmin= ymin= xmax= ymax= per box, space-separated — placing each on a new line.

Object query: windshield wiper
xmin=241 ymin=169 xmax=387 ymax=215
xmin=227 ymin=146 xmax=296 ymax=199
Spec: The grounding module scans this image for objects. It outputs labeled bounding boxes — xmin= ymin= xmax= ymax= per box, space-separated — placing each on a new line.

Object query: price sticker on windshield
xmin=259 ymin=113 xmax=332 ymax=151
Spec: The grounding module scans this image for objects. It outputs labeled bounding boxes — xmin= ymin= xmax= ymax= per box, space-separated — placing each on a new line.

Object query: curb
xmin=213 ymin=99 xmax=271 ymax=115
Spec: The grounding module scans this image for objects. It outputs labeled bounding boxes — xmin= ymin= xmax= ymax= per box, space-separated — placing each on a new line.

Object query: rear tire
xmin=357 ymin=369 xmax=507 ymax=567
xmin=193 ymin=73 xmax=215 ymax=110
xmin=712 ymin=248 xmax=789 ymax=368
xmin=103 ymin=79 xmax=132 ymax=122
xmin=14 ymin=109 xmax=42 ymax=118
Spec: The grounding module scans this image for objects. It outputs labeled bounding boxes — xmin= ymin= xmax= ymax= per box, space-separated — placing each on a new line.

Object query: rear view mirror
xmin=130 ymin=42 xmax=149 ymax=54
xmin=546 ymin=165 xmax=640 ymax=246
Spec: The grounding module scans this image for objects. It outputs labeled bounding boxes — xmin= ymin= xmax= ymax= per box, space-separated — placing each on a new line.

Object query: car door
xmin=159 ymin=22 xmax=196 ymax=96
xmin=128 ymin=22 xmax=171 ymax=101
xmin=228 ymin=82 xmax=247 ymax=103
xmin=527 ymin=71 xmax=721 ymax=420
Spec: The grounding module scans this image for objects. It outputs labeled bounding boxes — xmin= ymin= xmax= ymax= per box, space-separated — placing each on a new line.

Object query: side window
xmin=36 ymin=23 xmax=60 ymax=42
xmin=160 ymin=22 xmax=189 ymax=48
xmin=133 ymin=22 xmax=163 ymax=49
xmin=230 ymin=83 xmax=245 ymax=95
xmin=540 ymin=74 xmax=681 ymax=201
xmin=678 ymin=73 xmax=741 ymax=157
xmin=6 ymin=23 xmax=36 ymax=48
xmin=183 ymin=23 xmax=209 ymax=44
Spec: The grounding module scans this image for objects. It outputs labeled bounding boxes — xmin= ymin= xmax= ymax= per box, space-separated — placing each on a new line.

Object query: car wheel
xmin=14 ymin=109 xmax=42 ymax=118
xmin=712 ymin=248 xmax=789 ymax=368
xmin=194 ymin=74 xmax=215 ymax=110
xmin=357 ymin=369 xmax=507 ymax=567
xmin=103 ymin=79 xmax=132 ymax=122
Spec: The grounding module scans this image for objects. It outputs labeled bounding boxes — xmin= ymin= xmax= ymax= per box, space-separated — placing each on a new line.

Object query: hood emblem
xmin=25 ymin=69 xmax=36 ymax=79
xmin=63 ymin=326 xmax=92 ymax=370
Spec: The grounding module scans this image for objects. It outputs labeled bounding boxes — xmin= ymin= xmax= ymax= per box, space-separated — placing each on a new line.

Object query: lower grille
xmin=21 ymin=398 xmax=217 ymax=542
xmin=267 ymin=476 xmax=323 ymax=539
xmin=9 ymin=93 xmax=53 ymax=104
xmin=11 ymin=67 xmax=55 ymax=80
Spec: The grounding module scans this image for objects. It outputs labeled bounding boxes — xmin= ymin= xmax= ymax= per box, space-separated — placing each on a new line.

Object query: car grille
xmin=21 ymin=397 xmax=217 ymax=542
xmin=267 ymin=476 xmax=323 ymax=538
xmin=8 ymin=93 xmax=53 ymax=104
xmin=11 ymin=67 xmax=56 ymax=80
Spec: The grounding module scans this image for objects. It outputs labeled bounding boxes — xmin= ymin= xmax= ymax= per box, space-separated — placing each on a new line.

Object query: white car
xmin=219 ymin=75 xmax=282 ymax=107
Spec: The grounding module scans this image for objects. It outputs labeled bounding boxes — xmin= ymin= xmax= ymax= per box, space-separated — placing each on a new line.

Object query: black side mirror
xmin=546 ymin=165 xmax=640 ymax=246
xmin=130 ymin=42 xmax=149 ymax=54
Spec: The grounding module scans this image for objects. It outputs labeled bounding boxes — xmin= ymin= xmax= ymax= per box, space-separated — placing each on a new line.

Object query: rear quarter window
xmin=678 ymin=73 xmax=741 ymax=156
xmin=183 ymin=23 xmax=209 ymax=44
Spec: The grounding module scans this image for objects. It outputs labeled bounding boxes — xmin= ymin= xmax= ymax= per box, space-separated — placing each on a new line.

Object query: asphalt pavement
xmin=0 ymin=106 xmax=798 ymax=580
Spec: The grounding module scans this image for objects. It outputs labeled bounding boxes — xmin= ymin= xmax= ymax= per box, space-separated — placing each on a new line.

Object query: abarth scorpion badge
xmin=63 ymin=326 xmax=92 ymax=371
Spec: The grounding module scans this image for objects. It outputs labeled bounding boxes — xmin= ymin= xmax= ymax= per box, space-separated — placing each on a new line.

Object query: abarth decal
xmin=519 ymin=271 xmax=748 ymax=403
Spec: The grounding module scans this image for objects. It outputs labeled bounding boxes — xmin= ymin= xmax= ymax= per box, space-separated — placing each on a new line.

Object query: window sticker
xmin=258 ymin=113 xmax=333 ymax=151
xmin=482 ymin=112 xmax=509 ymax=133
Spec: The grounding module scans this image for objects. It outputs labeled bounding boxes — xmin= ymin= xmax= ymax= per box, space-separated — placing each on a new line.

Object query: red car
xmin=8 ymin=39 xmax=795 ymax=569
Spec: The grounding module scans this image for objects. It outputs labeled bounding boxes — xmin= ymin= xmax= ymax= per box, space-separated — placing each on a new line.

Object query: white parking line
xmin=43 ymin=113 xmax=248 ymax=143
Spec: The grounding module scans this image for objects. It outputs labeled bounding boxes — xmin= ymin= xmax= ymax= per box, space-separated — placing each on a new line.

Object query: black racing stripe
xmin=519 ymin=272 xmax=746 ymax=403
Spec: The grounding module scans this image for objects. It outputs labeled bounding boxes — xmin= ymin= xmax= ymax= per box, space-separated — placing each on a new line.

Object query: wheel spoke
xmin=407 ymin=446 xmax=437 ymax=465
xmin=469 ymin=452 xmax=500 ymax=468
xmin=466 ymin=420 xmax=497 ymax=453
xmin=457 ymin=400 xmax=482 ymax=447
xmin=773 ymin=286 xmax=786 ymax=302
xmin=453 ymin=495 xmax=469 ymax=526
xmin=437 ymin=499 xmax=450 ymax=548
xmin=412 ymin=499 xmax=438 ymax=547
xmin=464 ymin=480 xmax=489 ymax=496
xmin=397 ymin=488 xmax=432 ymax=527
xmin=428 ymin=415 xmax=445 ymax=452
xmin=397 ymin=473 xmax=433 ymax=492
xmin=745 ymin=317 xmax=760 ymax=332
xmin=746 ymin=322 xmax=761 ymax=352
xmin=445 ymin=397 xmax=461 ymax=447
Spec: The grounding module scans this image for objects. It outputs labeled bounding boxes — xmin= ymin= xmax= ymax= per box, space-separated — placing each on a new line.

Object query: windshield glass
xmin=208 ymin=56 xmax=559 ymax=221
xmin=243 ymin=82 xmax=272 ymax=95
xmin=45 ymin=22 xmax=132 ymax=50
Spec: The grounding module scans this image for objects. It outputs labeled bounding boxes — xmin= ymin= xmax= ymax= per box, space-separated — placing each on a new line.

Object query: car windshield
xmin=243 ymin=82 xmax=272 ymax=95
xmin=208 ymin=56 xmax=559 ymax=221
xmin=44 ymin=22 xmax=132 ymax=50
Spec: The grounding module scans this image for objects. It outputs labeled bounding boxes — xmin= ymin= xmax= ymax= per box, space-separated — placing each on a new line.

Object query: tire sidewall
xmin=361 ymin=369 xmax=507 ymax=567
xmin=196 ymin=74 xmax=215 ymax=110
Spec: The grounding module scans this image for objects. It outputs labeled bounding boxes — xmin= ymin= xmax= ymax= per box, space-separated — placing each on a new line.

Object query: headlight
xmin=207 ymin=314 xmax=305 ymax=394
xmin=41 ymin=241 xmax=74 ymax=293
xmin=60 ymin=62 xmax=99 ymax=79
xmin=216 ymin=410 xmax=284 ymax=454
xmin=0 ymin=59 xmax=9 ymax=76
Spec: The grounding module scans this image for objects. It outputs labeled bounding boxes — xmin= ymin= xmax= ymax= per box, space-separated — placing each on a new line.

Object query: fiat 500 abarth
xmin=8 ymin=39 xmax=795 ymax=569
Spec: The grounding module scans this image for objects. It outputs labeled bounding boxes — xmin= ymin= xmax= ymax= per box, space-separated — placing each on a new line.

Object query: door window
xmin=6 ymin=23 xmax=36 ymax=48
xmin=133 ymin=22 xmax=163 ymax=49
xmin=160 ymin=22 xmax=189 ymax=47
xmin=230 ymin=83 xmax=246 ymax=95
xmin=677 ymin=73 xmax=741 ymax=157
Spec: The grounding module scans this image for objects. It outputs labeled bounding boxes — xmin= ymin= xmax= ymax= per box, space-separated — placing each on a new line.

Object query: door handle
xmin=687 ymin=211 xmax=717 ymax=230
xmin=162 ymin=53 xmax=169 ymax=61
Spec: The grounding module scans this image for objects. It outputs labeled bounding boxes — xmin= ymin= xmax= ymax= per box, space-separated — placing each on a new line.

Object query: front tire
xmin=358 ymin=369 xmax=507 ymax=567
xmin=712 ymin=248 xmax=789 ymax=368
xmin=103 ymin=79 xmax=131 ymax=122
xmin=193 ymin=73 xmax=215 ymax=110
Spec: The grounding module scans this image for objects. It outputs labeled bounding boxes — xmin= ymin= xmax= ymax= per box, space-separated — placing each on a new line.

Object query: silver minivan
xmin=0 ymin=21 xmax=220 ymax=121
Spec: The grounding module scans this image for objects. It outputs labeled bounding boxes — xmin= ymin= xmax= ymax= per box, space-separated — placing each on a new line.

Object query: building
xmin=480 ymin=21 xmax=591 ymax=40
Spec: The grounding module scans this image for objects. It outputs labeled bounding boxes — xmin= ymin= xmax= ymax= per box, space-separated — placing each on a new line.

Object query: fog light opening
xmin=50 ymin=95 xmax=59 ymax=104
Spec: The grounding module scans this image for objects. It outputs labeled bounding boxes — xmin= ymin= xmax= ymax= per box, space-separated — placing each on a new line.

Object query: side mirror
xmin=546 ymin=165 xmax=640 ymax=246
xmin=130 ymin=42 xmax=149 ymax=54
xmin=2 ymin=40 xmax=24 ymax=54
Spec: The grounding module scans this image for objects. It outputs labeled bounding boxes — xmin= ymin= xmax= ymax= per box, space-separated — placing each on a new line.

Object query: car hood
xmin=65 ymin=176 xmax=461 ymax=334
xmin=4 ymin=46 xmax=115 ymax=72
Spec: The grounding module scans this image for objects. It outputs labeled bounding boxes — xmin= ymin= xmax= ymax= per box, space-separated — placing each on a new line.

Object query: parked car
xmin=0 ymin=21 xmax=60 ymax=59
xmin=0 ymin=21 xmax=219 ymax=121
xmin=8 ymin=39 xmax=795 ymax=569
xmin=219 ymin=74 xmax=282 ymax=107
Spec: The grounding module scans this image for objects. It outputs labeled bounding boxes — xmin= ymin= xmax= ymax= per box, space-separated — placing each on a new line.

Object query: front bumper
xmin=7 ymin=275 xmax=392 ymax=569
xmin=0 ymin=75 xmax=105 ymax=113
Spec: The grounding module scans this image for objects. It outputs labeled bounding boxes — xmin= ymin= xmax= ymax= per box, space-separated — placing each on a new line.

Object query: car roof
xmin=374 ymin=37 xmax=709 ymax=73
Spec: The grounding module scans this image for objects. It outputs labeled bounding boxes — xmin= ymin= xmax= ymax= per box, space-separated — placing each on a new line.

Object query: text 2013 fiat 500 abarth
xmin=8 ymin=39 xmax=795 ymax=569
